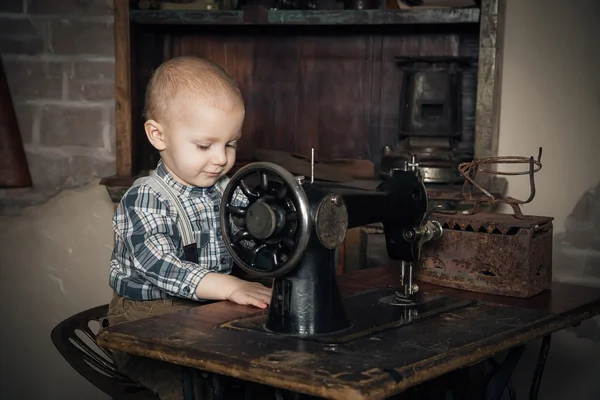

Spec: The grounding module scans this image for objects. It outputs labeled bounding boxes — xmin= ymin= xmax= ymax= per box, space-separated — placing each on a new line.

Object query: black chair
xmin=51 ymin=304 xmax=158 ymax=400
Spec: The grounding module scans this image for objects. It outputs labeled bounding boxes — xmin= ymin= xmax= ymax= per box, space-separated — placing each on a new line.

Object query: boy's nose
xmin=212 ymin=149 xmax=227 ymax=165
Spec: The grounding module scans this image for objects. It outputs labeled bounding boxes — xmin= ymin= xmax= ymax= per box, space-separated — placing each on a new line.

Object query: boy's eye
xmin=227 ymin=142 xmax=238 ymax=149
xmin=196 ymin=144 xmax=211 ymax=151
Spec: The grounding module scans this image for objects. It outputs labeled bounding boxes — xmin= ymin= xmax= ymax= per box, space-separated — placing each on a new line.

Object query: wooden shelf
xmin=129 ymin=8 xmax=480 ymax=26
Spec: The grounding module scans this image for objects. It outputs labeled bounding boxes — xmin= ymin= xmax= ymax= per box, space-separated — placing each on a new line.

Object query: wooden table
xmin=96 ymin=264 xmax=600 ymax=400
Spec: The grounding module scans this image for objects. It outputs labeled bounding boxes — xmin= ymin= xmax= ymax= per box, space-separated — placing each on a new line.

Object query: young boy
xmin=105 ymin=56 xmax=272 ymax=400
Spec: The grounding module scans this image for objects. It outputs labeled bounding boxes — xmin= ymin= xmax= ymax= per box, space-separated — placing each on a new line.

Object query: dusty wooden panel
xmin=98 ymin=265 xmax=600 ymax=400
xmin=130 ymin=25 xmax=166 ymax=174
xmin=114 ymin=0 xmax=134 ymax=177
xmin=474 ymin=0 xmax=505 ymax=158
xmin=125 ymin=26 xmax=479 ymax=173
xmin=165 ymin=26 xmax=378 ymax=162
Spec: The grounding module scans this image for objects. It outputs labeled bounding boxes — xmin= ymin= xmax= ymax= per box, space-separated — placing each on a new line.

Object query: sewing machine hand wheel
xmin=220 ymin=162 xmax=311 ymax=278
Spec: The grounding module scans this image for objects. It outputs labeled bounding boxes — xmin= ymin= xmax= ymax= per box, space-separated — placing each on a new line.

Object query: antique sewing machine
xmin=217 ymin=158 xmax=474 ymax=343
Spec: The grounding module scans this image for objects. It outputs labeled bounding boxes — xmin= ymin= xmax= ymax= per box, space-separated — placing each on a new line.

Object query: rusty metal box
xmin=417 ymin=212 xmax=554 ymax=298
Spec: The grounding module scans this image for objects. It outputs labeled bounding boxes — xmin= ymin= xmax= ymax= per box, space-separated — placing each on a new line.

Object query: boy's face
xmin=146 ymin=95 xmax=245 ymax=188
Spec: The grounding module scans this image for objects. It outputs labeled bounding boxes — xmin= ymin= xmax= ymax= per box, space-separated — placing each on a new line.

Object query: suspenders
xmin=133 ymin=172 xmax=198 ymax=262
xmin=143 ymin=172 xmax=194 ymax=246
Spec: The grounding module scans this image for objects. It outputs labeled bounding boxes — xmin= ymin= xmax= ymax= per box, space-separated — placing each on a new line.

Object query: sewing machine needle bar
xmin=311 ymin=148 xmax=314 ymax=184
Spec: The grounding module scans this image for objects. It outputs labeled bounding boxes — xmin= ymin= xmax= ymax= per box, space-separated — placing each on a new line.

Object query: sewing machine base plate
xmin=218 ymin=288 xmax=475 ymax=344
xmin=378 ymin=291 xmax=448 ymax=306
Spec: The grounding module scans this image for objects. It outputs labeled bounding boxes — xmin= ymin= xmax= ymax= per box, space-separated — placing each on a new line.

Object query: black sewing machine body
xmin=219 ymin=162 xmax=473 ymax=343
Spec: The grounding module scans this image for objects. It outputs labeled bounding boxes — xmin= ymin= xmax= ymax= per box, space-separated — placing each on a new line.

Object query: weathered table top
xmin=97 ymin=264 xmax=600 ymax=400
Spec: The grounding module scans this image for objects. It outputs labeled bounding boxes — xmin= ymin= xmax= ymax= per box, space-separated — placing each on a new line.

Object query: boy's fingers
xmin=247 ymin=284 xmax=271 ymax=297
xmin=242 ymin=293 xmax=261 ymax=307
xmin=253 ymin=289 xmax=271 ymax=302
xmin=253 ymin=283 xmax=272 ymax=295
xmin=248 ymin=296 xmax=268 ymax=309
xmin=258 ymin=293 xmax=271 ymax=304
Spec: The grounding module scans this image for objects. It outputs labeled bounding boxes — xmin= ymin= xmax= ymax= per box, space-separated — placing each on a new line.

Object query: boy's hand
xmin=226 ymin=280 xmax=272 ymax=309
xmin=195 ymin=273 xmax=272 ymax=309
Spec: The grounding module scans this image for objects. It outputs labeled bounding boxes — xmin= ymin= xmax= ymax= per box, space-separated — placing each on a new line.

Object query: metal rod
xmin=407 ymin=262 xmax=413 ymax=296
xmin=311 ymin=148 xmax=314 ymax=184
xmin=401 ymin=260 xmax=414 ymax=297
xmin=401 ymin=261 xmax=406 ymax=285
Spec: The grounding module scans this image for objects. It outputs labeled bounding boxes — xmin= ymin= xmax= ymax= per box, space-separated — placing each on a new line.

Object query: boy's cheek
xmin=226 ymin=151 xmax=237 ymax=168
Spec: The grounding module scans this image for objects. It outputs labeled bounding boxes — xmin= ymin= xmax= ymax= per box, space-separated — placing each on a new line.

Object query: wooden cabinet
xmin=101 ymin=0 xmax=505 ymax=203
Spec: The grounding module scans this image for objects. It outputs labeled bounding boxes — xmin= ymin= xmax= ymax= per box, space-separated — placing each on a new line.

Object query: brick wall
xmin=0 ymin=0 xmax=116 ymax=211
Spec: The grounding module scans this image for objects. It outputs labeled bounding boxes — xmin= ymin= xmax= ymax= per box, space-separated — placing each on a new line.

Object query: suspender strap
xmin=144 ymin=173 xmax=195 ymax=248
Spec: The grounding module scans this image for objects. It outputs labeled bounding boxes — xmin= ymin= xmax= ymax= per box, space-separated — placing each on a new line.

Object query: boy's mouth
xmin=204 ymin=171 xmax=222 ymax=177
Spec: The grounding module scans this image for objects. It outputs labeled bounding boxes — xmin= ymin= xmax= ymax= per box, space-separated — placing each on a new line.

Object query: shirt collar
xmin=154 ymin=159 xmax=217 ymax=197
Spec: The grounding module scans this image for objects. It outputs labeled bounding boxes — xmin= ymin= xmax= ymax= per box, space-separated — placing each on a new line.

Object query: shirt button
xmin=183 ymin=286 xmax=190 ymax=293
xmin=220 ymin=258 xmax=226 ymax=264
xmin=213 ymin=205 xmax=220 ymax=212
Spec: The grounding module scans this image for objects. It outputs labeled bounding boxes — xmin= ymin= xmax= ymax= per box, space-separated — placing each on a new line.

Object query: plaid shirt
xmin=109 ymin=160 xmax=247 ymax=301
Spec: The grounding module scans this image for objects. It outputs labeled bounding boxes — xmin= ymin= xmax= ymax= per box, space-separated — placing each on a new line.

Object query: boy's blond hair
xmin=143 ymin=56 xmax=244 ymax=123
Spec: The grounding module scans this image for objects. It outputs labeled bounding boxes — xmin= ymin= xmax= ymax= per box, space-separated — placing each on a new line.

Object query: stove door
xmin=399 ymin=69 xmax=462 ymax=138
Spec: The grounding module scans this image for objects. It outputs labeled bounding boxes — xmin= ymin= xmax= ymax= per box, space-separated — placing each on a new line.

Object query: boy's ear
xmin=144 ymin=120 xmax=166 ymax=151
